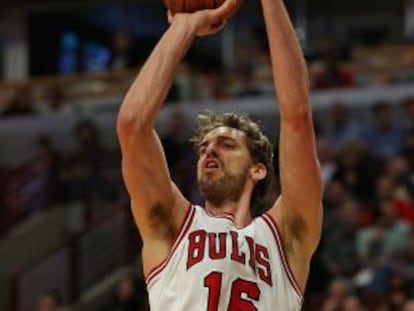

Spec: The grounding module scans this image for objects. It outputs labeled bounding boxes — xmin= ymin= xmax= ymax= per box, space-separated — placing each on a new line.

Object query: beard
xmin=198 ymin=163 xmax=250 ymax=207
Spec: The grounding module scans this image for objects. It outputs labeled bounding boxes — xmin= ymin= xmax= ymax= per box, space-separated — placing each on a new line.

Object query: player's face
xmin=197 ymin=127 xmax=253 ymax=205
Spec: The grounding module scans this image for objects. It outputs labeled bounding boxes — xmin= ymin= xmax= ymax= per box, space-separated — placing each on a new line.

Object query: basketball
xmin=163 ymin=0 xmax=226 ymax=13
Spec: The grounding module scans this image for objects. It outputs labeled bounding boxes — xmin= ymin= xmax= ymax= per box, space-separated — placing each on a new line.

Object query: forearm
xmin=260 ymin=0 xmax=310 ymax=116
xmin=265 ymin=0 xmax=322 ymax=258
xmin=118 ymin=17 xmax=197 ymax=130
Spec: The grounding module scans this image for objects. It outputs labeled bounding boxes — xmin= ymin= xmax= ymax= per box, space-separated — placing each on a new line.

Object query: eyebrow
xmin=200 ymin=135 xmax=238 ymax=147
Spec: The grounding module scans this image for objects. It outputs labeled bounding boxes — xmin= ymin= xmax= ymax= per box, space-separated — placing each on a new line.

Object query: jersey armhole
xmin=145 ymin=203 xmax=195 ymax=286
xmin=261 ymin=212 xmax=304 ymax=299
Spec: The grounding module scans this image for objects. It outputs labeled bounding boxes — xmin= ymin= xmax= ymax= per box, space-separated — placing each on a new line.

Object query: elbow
xmin=117 ymin=109 xmax=133 ymax=134
xmin=116 ymin=112 xmax=136 ymax=137
xmin=282 ymin=105 xmax=313 ymax=132
xmin=117 ymin=100 xmax=151 ymax=136
xmin=280 ymin=96 xmax=312 ymax=122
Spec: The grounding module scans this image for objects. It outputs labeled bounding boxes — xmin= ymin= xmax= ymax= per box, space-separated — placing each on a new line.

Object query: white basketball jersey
xmin=145 ymin=205 xmax=303 ymax=311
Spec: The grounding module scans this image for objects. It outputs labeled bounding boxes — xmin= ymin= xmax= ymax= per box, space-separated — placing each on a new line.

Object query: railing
xmin=7 ymin=207 xmax=139 ymax=311
xmin=0 ymin=69 xmax=136 ymax=105
xmin=0 ymin=55 xmax=414 ymax=106
xmin=10 ymin=247 xmax=71 ymax=311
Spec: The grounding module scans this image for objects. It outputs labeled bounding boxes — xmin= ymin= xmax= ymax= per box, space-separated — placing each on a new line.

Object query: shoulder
xmin=256 ymin=212 xmax=284 ymax=240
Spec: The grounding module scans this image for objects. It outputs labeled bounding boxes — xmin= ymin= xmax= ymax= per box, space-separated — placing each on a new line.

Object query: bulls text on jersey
xmin=186 ymin=229 xmax=273 ymax=286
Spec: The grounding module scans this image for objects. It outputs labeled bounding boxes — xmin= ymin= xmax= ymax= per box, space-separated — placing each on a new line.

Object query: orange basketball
xmin=163 ymin=0 xmax=226 ymax=13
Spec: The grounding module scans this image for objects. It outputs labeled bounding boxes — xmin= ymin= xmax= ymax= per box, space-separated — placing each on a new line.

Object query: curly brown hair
xmin=190 ymin=112 xmax=275 ymax=204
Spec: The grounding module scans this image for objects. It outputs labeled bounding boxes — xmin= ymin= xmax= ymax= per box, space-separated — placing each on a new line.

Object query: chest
xmin=184 ymin=227 xmax=273 ymax=287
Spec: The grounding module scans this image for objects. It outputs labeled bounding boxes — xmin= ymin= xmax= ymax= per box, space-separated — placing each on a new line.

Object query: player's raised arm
xmin=116 ymin=0 xmax=241 ymax=273
xmin=262 ymin=0 xmax=323 ymax=289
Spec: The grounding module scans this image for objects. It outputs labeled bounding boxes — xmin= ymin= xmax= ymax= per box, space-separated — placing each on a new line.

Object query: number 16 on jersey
xmin=204 ymin=272 xmax=261 ymax=311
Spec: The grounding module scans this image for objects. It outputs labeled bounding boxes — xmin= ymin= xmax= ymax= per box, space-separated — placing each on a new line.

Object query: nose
xmin=205 ymin=142 xmax=218 ymax=157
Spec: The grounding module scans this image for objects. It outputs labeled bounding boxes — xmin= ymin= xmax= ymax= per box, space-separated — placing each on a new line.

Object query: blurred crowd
xmin=306 ymin=97 xmax=414 ymax=310
xmin=35 ymin=272 xmax=149 ymax=311
xmin=0 ymin=117 xmax=124 ymax=235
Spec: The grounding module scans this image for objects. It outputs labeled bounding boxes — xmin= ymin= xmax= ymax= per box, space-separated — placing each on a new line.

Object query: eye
xmin=199 ymin=146 xmax=207 ymax=155
xmin=223 ymin=142 xmax=234 ymax=149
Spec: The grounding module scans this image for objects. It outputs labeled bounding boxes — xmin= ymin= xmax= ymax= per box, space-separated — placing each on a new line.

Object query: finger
xmin=211 ymin=19 xmax=227 ymax=33
xmin=167 ymin=10 xmax=174 ymax=24
xmin=213 ymin=0 xmax=242 ymax=20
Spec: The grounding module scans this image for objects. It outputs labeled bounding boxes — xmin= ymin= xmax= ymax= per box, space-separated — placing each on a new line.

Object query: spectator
xmin=160 ymin=110 xmax=203 ymax=204
xmin=0 ymin=166 xmax=6 ymax=233
xmin=321 ymin=277 xmax=353 ymax=311
xmin=36 ymin=290 xmax=62 ymax=311
xmin=384 ymin=229 xmax=414 ymax=298
xmin=375 ymin=175 xmax=395 ymax=205
xmin=110 ymin=31 xmax=135 ymax=71
xmin=401 ymin=96 xmax=414 ymax=135
xmin=171 ymin=151 xmax=203 ymax=206
xmin=106 ymin=273 xmax=148 ymax=311
xmin=38 ymin=85 xmax=75 ymax=117
xmin=323 ymin=101 xmax=362 ymax=152
xmin=1 ymin=135 xmax=61 ymax=222
xmin=175 ymin=63 xmax=196 ymax=102
xmin=25 ymin=135 xmax=62 ymax=211
xmin=323 ymin=199 xmax=361 ymax=277
xmin=1 ymin=86 xmax=36 ymax=117
xmin=364 ymin=101 xmax=403 ymax=158
xmin=316 ymin=137 xmax=337 ymax=187
xmin=387 ymin=272 xmax=409 ymax=310
xmin=324 ymin=180 xmax=350 ymax=210
xmin=342 ymin=295 xmax=366 ymax=311
xmin=252 ymin=50 xmax=273 ymax=95
xmin=161 ymin=109 xmax=191 ymax=169
xmin=231 ymin=64 xmax=262 ymax=97
xmin=323 ymin=180 xmax=351 ymax=234
xmin=331 ymin=141 xmax=375 ymax=203
xmin=194 ymin=70 xmax=225 ymax=101
xmin=62 ymin=120 xmax=111 ymax=219
xmin=357 ymin=201 xmax=410 ymax=267
xmin=381 ymin=157 xmax=414 ymax=224
xmin=311 ymin=35 xmax=354 ymax=89
xmin=402 ymin=131 xmax=414 ymax=198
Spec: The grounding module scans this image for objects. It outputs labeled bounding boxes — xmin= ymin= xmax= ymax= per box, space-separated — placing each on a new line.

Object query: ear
xmin=250 ymin=163 xmax=267 ymax=182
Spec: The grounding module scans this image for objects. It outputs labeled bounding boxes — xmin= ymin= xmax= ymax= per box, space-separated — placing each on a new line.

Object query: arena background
xmin=0 ymin=0 xmax=414 ymax=310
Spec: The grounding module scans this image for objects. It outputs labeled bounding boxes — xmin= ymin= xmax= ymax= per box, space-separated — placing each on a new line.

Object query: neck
xmin=205 ymin=189 xmax=253 ymax=228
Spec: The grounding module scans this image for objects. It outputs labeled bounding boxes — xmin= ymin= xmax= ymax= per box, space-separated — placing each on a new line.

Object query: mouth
xmin=204 ymin=159 xmax=220 ymax=172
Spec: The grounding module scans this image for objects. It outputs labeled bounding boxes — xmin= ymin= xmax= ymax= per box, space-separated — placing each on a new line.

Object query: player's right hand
xmin=168 ymin=0 xmax=242 ymax=37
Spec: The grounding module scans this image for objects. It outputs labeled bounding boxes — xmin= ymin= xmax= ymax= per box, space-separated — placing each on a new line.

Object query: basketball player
xmin=116 ymin=0 xmax=323 ymax=309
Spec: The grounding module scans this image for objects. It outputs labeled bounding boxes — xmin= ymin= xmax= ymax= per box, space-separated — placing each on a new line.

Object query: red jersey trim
xmin=205 ymin=209 xmax=234 ymax=221
xmin=261 ymin=213 xmax=304 ymax=299
xmin=145 ymin=204 xmax=195 ymax=286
